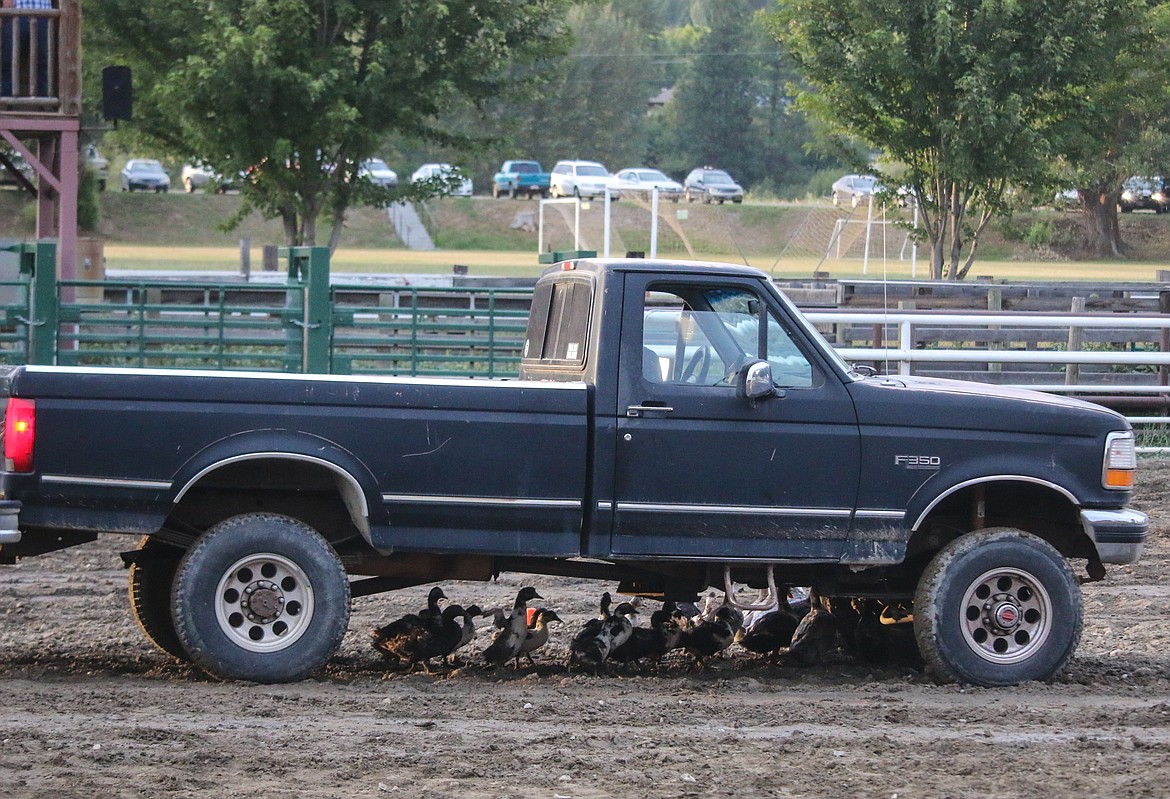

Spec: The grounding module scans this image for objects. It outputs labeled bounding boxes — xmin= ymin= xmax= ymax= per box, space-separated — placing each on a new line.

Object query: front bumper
xmin=1081 ymin=507 xmax=1149 ymax=564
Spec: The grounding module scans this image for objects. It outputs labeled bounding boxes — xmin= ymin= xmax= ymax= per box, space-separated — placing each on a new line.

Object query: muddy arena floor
xmin=2 ymin=461 xmax=1169 ymax=798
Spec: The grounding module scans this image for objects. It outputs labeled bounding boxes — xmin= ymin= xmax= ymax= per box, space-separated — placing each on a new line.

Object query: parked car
xmin=121 ymin=159 xmax=171 ymax=193
xmin=180 ymin=163 xmax=213 ymax=193
xmin=410 ymin=162 xmax=472 ymax=196
xmin=611 ymin=168 xmax=683 ymax=202
xmin=1119 ymin=176 xmax=1168 ymax=213
xmin=180 ymin=163 xmax=239 ymax=193
xmin=550 ymin=160 xmax=618 ymax=200
xmin=86 ymin=145 xmax=109 ymax=191
xmin=359 ymin=158 xmax=398 ymax=188
xmin=492 ymin=160 xmax=550 ymax=199
xmin=831 ymin=174 xmax=879 ymax=207
xmin=683 ymin=167 xmax=743 ymax=204
xmin=1053 ymin=188 xmax=1082 ymax=211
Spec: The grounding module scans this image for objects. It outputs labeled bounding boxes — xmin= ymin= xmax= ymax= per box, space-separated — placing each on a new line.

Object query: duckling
xmin=787 ymin=588 xmax=839 ymax=666
xmin=371 ymin=612 xmax=427 ymax=664
xmin=608 ymin=601 xmax=638 ymax=653
xmin=609 ymin=607 xmax=684 ymax=673
xmin=416 ymin=586 xmax=448 ymax=627
xmin=370 ymin=585 xmax=449 ymax=663
xmin=444 ymin=603 xmax=482 ymax=667
xmin=568 ymin=600 xmax=638 ymax=673
xmin=517 ymin=608 xmax=562 ymax=667
xmin=374 ymin=604 xmax=465 ymax=673
xmin=567 ymin=591 xmax=613 ymax=670
xmin=735 ymin=591 xmax=801 ymax=662
xmin=482 ymin=586 xmax=543 ymax=668
xmin=681 ymin=605 xmax=740 ymax=670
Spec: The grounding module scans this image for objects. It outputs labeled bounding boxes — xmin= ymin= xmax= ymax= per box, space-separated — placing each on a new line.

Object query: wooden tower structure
xmin=1 ymin=0 xmax=81 ymax=283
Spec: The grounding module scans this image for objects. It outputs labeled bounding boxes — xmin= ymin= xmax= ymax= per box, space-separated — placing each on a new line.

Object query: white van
xmin=549 ymin=160 xmax=618 ymax=200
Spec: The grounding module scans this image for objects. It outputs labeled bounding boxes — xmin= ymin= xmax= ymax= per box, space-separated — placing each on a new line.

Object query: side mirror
xmin=736 ymin=360 xmax=776 ymax=400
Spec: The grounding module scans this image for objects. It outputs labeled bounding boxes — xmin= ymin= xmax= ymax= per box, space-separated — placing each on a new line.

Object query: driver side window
xmin=641 ymin=283 xmax=814 ymax=388
xmin=642 ymin=291 xmax=733 ymax=385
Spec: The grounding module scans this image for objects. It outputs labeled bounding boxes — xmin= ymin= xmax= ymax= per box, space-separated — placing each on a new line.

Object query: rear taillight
xmin=3 ymin=398 xmax=35 ymax=473
xmin=1103 ymin=431 xmax=1136 ymax=490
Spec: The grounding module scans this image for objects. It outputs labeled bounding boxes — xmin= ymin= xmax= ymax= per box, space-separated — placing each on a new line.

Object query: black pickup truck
xmin=0 ymin=258 xmax=1148 ymax=685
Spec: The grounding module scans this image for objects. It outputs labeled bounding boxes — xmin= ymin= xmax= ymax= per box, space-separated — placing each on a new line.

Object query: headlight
xmin=1154 ymin=192 xmax=1165 ymax=202
xmin=1103 ymin=431 xmax=1136 ymax=489
xmin=1122 ymin=190 xmax=1135 ymax=201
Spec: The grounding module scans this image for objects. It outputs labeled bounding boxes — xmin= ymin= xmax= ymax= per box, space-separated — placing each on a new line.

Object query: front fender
xmin=905 ymin=455 xmax=1082 ymax=533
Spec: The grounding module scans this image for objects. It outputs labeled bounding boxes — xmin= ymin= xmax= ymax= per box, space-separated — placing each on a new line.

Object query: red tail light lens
xmin=4 ymin=398 xmax=36 ymax=473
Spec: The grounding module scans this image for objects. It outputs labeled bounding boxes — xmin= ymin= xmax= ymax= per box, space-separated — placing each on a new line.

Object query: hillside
xmin=3 ymin=189 xmax=1170 ymax=277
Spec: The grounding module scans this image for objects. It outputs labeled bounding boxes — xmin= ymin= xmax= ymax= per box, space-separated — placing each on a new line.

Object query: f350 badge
xmin=895 ymin=454 xmax=941 ymax=470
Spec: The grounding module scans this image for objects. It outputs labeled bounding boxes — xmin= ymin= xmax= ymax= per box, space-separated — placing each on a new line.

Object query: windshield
xmin=365 ymin=159 xmax=388 ymax=171
xmin=577 ymin=165 xmax=608 ymax=177
xmin=704 ymin=171 xmax=734 ymax=185
xmin=514 ymin=162 xmax=538 ymax=173
xmin=1125 ymin=176 xmax=1159 ymax=191
xmin=132 ymin=161 xmax=162 ymax=172
xmin=855 ymin=176 xmax=877 ymax=190
xmin=635 ymin=170 xmax=669 ymax=182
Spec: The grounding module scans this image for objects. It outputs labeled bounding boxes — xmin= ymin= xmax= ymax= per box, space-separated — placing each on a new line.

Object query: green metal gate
xmin=3 ymin=242 xmax=534 ymax=376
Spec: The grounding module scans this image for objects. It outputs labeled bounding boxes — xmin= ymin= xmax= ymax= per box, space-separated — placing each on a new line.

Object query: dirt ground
xmin=2 ymin=463 xmax=1169 ymax=798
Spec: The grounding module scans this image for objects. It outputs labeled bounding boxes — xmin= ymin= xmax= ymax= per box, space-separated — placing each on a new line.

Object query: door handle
xmin=627 ymin=404 xmax=674 ymax=417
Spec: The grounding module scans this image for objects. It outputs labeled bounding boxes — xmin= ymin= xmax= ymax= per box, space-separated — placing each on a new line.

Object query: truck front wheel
xmin=914 ymin=528 xmax=1082 ymax=686
xmin=172 ymin=513 xmax=350 ymax=683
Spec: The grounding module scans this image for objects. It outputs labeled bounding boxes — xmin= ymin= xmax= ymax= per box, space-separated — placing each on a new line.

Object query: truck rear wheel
xmin=128 ymin=535 xmax=187 ymax=660
xmin=914 ymin=527 xmax=1082 ymax=686
xmin=172 ymin=513 xmax=350 ymax=683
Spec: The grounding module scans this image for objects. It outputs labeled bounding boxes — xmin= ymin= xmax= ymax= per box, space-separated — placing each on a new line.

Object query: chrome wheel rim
xmin=214 ymin=553 xmax=315 ymax=653
xmin=960 ymin=567 xmax=1053 ymax=665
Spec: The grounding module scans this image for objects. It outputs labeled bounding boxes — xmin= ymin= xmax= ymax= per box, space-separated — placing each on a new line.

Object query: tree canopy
xmin=769 ymin=0 xmax=1141 ymax=279
xmin=87 ymin=0 xmax=573 ymax=248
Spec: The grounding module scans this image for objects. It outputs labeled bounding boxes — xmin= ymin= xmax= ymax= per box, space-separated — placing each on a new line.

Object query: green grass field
xmin=4 ymin=190 xmax=1169 ymax=282
xmin=100 ymin=244 xmax=1168 ymax=283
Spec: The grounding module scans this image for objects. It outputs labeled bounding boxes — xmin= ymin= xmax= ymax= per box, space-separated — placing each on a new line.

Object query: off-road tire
xmin=172 ymin=513 xmax=350 ymax=683
xmin=914 ymin=527 xmax=1082 ymax=686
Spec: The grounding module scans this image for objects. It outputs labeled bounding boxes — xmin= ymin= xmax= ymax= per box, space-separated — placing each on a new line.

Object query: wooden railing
xmin=0 ymin=0 xmax=80 ymax=115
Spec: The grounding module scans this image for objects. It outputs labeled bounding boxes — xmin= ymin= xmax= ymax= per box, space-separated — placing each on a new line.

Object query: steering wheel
xmin=681 ymin=346 xmax=712 ymax=383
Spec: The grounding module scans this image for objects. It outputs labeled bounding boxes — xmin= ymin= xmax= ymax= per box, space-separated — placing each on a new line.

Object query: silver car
xmin=830 ymin=174 xmax=878 ymax=207
xmin=611 ymin=168 xmax=683 ymax=202
xmin=684 ymin=167 xmax=743 ymax=204
xmin=121 ymin=159 xmax=171 ymax=193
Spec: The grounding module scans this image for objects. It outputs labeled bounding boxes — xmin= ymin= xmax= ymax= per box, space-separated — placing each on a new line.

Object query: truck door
xmin=610 ymin=273 xmax=861 ymax=560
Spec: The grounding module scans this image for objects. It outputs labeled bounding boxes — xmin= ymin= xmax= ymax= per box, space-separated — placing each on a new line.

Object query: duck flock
xmin=370 ymin=584 xmax=920 ymax=675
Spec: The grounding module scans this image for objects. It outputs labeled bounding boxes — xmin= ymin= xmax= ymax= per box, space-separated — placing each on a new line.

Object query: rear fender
xmin=170 ymin=429 xmax=380 ymax=537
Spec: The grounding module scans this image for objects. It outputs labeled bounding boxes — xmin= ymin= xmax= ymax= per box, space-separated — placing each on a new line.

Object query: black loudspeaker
xmin=102 ymin=65 xmax=133 ymax=122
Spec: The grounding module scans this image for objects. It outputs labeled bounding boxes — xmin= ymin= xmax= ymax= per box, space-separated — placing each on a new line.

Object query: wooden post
xmin=1067 ymin=296 xmax=1086 ymax=386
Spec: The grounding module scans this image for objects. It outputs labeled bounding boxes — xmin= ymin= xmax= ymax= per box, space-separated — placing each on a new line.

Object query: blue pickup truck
xmin=0 ymin=258 xmax=1147 ymax=685
xmin=492 ymin=159 xmax=550 ymax=199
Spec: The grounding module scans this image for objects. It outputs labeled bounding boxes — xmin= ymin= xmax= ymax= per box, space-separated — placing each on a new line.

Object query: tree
xmin=1053 ymin=6 xmax=1170 ymax=257
xmin=669 ymin=0 xmax=757 ymax=179
xmin=87 ymin=0 xmax=572 ymax=249
xmin=770 ymin=0 xmax=1140 ymax=279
